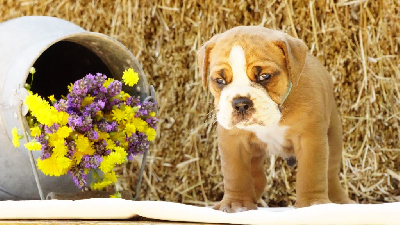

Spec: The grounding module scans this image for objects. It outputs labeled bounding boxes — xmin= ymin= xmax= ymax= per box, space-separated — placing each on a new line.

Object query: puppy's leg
xmin=327 ymin=109 xmax=355 ymax=204
xmin=294 ymin=129 xmax=331 ymax=208
xmin=251 ymin=154 xmax=267 ymax=200
xmin=213 ymin=127 xmax=257 ymax=212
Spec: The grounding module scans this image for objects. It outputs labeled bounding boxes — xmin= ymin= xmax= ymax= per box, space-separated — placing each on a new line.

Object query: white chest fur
xmin=243 ymin=124 xmax=288 ymax=156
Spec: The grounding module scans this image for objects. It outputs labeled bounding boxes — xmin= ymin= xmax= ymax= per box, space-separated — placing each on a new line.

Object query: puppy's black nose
xmin=232 ymin=97 xmax=253 ymax=114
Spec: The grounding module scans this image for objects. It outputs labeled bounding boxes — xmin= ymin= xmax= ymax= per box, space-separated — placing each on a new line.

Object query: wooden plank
xmin=0 ymin=220 xmax=216 ymax=225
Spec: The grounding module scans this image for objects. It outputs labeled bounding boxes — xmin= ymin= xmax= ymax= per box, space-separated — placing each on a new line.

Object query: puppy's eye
xmin=259 ymin=73 xmax=272 ymax=82
xmin=215 ymin=78 xmax=226 ymax=85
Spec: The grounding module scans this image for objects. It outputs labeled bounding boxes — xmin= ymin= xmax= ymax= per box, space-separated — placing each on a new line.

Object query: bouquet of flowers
xmin=13 ymin=68 xmax=157 ymax=190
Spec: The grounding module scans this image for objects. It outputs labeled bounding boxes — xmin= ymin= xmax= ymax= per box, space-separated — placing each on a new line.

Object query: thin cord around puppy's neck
xmin=280 ymin=79 xmax=292 ymax=107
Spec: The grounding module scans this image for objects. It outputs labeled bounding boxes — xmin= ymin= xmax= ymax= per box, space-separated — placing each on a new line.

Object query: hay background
xmin=1 ymin=0 xmax=399 ymax=206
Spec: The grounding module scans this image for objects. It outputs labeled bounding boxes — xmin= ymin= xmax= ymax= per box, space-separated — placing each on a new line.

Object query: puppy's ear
xmin=274 ymin=35 xmax=308 ymax=83
xmin=197 ymin=37 xmax=217 ymax=90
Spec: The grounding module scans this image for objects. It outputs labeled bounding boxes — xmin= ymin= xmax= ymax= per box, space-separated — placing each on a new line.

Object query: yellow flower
xmin=97 ymin=131 xmax=110 ymax=140
xmin=131 ymin=118 xmax=147 ymax=132
xmin=37 ymin=155 xmax=71 ymax=176
xmin=30 ymin=126 xmax=41 ymax=137
xmin=99 ymin=157 xmax=114 ymax=174
xmin=150 ymin=112 xmax=156 ymax=117
xmin=73 ymin=151 xmax=85 ymax=164
xmin=56 ymin=126 xmax=72 ymax=139
xmin=52 ymin=139 xmax=68 ymax=157
xmin=99 ymin=146 xmax=127 ymax=173
xmin=91 ymin=171 xmax=118 ymax=190
xmin=75 ymin=135 xmax=94 ymax=155
xmin=103 ymin=78 xmax=115 ymax=88
xmin=81 ymin=95 xmax=95 ymax=107
xmin=122 ymin=68 xmax=139 ymax=87
xmin=95 ymin=110 xmax=103 ymax=118
xmin=24 ymin=141 xmax=42 ymax=151
xmin=12 ymin=127 xmax=21 ymax=147
xmin=110 ymin=192 xmax=121 ymax=198
xmin=112 ymin=108 xmax=126 ymax=122
xmin=48 ymin=133 xmax=59 ymax=147
xmin=106 ymin=139 xmax=116 ymax=150
xmin=124 ymin=105 xmax=134 ymax=116
xmin=124 ymin=123 xmax=136 ymax=135
xmin=92 ymin=180 xmax=113 ymax=190
xmin=120 ymin=91 xmax=131 ymax=101
xmin=91 ymin=171 xmax=117 ymax=190
xmin=113 ymin=146 xmax=128 ymax=164
xmin=48 ymin=129 xmax=68 ymax=149
xmin=57 ymin=111 xmax=69 ymax=126
xmin=67 ymin=83 xmax=73 ymax=92
xmin=145 ymin=127 xmax=156 ymax=141
xmin=110 ymin=130 xmax=126 ymax=143
xmin=105 ymin=171 xmax=118 ymax=182
xmin=73 ymin=134 xmax=94 ymax=164
xmin=48 ymin=95 xmax=55 ymax=102
xmin=24 ymin=92 xmax=67 ymax=126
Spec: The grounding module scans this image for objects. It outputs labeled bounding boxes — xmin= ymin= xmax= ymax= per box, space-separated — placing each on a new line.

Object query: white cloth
xmin=0 ymin=199 xmax=399 ymax=225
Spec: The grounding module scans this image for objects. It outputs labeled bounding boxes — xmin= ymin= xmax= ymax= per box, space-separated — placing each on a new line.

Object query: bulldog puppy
xmin=197 ymin=26 xmax=353 ymax=212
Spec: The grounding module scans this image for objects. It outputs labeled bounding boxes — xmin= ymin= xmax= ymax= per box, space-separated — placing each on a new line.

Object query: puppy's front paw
xmin=333 ymin=197 xmax=356 ymax=204
xmin=295 ymin=198 xmax=331 ymax=208
xmin=213 ymin=198 xmax=257 ymax=213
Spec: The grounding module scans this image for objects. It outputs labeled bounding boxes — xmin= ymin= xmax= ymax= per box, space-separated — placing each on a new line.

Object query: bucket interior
xmin=27 ymin=41 xmax=112 ymax=99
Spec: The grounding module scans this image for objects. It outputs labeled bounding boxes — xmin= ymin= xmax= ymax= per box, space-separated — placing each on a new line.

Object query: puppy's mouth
xmin=231 ymin=108 xmax=262 ymax=127
xmin=228 ymin=97 xmax=265 ymax=128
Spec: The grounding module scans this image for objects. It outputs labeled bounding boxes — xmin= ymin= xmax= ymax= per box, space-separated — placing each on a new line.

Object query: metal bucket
xmin=0 ymin=16 xmax=150 ymax=200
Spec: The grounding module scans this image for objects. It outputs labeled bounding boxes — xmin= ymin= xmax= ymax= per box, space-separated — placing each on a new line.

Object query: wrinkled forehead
xmin=209 ymin=34 xmax=286 ymax=71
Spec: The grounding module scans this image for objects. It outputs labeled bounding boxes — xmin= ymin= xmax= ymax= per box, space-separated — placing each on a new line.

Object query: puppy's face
xmin=200 ymin=28 xmax=291 ymax=131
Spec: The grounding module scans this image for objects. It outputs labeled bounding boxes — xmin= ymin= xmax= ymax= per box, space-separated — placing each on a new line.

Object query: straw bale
xmin=1 ymin=0 xmax=399 ymax=206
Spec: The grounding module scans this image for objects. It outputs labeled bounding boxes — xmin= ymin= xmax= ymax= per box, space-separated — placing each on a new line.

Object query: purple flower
xmin=68 ymin=169 xmax=87 ymax=188
xmin=97 ymin=120 xmax=117 ymax=132
xmin=135 ymin=101 xmax=156 ymax=117
xmin=93 ymin=73 xmax=106 ymax=87
xmin=146 ymin=117 xmax=159 ymax=129
xmin=44 ymin=123 xmax=59 ymax=134
xmin=54 ymin=99 xmax=68 ymax=111
xmin=67 ymin=93 xmax=83 ymax=109
xmin=107 ymin=80 xmax=122 ymax=98
xmin=92 ymin=139 xmax=107 ymax=153
xmin=66 ymin=140 xmax=76 ymax=158
xmin=68 ymin=113 xmax=92 ymax=132
xmin=83 ymin=99 xmax=106 ymax=117
xmin=68 ymin=113 xmax=82 ymax=130
xmin=126 ymin=96 xmax=140 ymax=106
xmin=80 ymin=115 xmax=93 ymax=132
xmin=86 ymin=129 xmax=99 ymax=141
xmin=127 ymin=154 xmax=134 ymax=161
xmin=126 ymin=133 xmax=149 ymax=157
xmin=34 ymin=132 xmax=52 ymax=160
xmin=82 ymin=154 xmax=102 ymax=169
xmin=72 ymin=78 xmax=89 ymax=96
xmin=41 ymin=152 xmax=51 ymax=160
xmin=96 ymin=99 xmax=106 ymax=110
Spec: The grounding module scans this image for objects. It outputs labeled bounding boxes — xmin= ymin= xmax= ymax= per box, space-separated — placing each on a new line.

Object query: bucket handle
xmin=17 ymin=102 xmax=45 ymax=200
